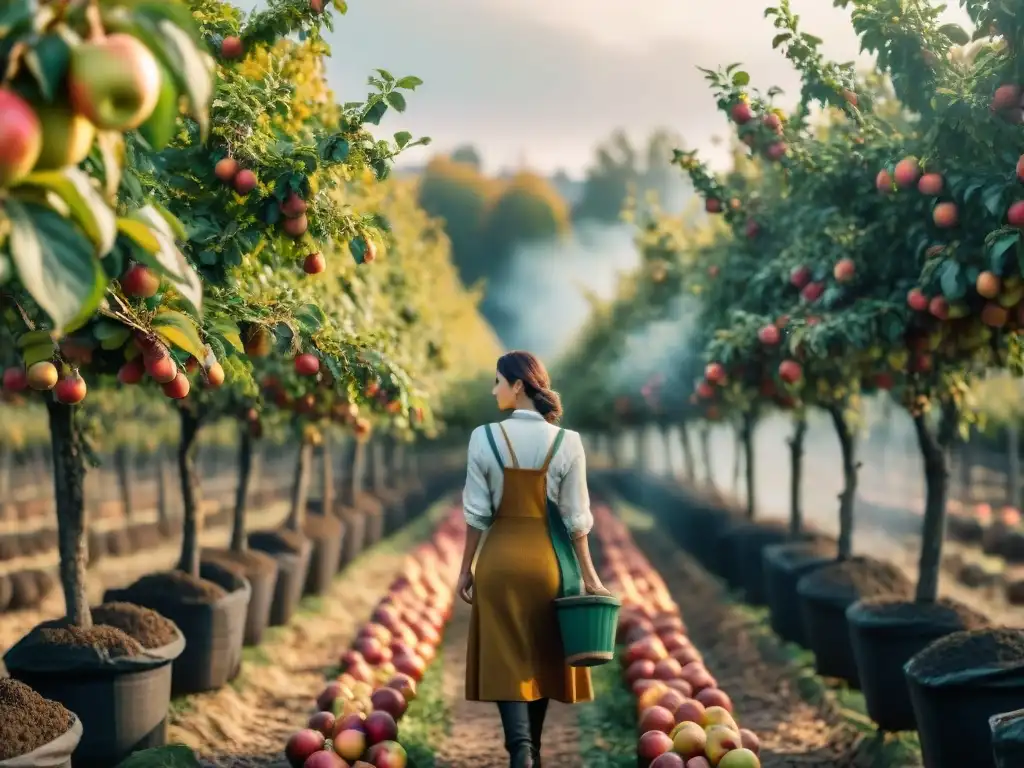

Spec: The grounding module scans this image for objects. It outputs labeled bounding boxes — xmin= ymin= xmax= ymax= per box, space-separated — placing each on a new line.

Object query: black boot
xmin=497 ymin=702 xmax=535 ymax=768
xmin=527 ymin=698 xmax=549 ymax=766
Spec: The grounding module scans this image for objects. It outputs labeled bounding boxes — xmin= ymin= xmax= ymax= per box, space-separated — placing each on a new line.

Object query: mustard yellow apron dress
xmin=465 ymin=423 xmax=594 ymax=703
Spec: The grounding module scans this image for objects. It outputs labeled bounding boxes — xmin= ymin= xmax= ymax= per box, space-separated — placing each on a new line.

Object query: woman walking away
xmin=456 ymin=350 xmax=613 ymax=768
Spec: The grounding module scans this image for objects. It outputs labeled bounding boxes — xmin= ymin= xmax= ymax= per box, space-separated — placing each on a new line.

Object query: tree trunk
xmin=731 ymin=422 xmax=743 ymax=495
xmin=1007 ymin=424 xmax=1021 ymax=511
xmin=230 ymin=426 xmax=254 ymax=553
xmin=914 ymin=402 xmax=957 ymax=603
xmin=741 ymin=413 xmax=756 ymax=519
xmin=829 ymin=405 xmax=858 ymax=560
xmin=47 ymin=400 xmax=91 ymax=628
xmin=176 ymin=407 xmax=204 ymax=578
xmin=370 ymin=439 xmax=386 ymax=494
xmin=341 ymin=438 xmax=365 ymax=507
xmin=679 ymin=421 xmax=695 ymax=483
xmin=156 ymin=448 xmax=172 ymax=526
xmin=114 ymin=446 xmax=134 ymax=519
xmin=660 ymin=424 xmax=675 ymax=477
xmin=699 ymin=423 xmax=714 ymax=488
xmin=285 ymin=438 xmax=314 ymax=531
xmin=392 ymin=440 xmax=407 ymax=478
xmin=321 ymin=434 xmax=335 ymax=517
xmin=789 ymin=413 xmax=807 ymax=537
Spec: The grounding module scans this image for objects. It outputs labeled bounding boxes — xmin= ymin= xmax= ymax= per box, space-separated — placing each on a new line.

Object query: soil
xmin=797 ymin=557 xmax=912 ymax=605
xmin=627 ymin=518 xmax=903 ymax=767
xmin=853 ymin=596 xmax=991 ymax=631
xmin=123 ymin=571 xmax=227 ymax=603
xmin=905 ymin=627 xmax=1024 ymax=678
xmin=0 ymin=678 xmax=73 ymax=760
xmin=248 ymin=529 xmax=306 ymax=555
xmin=0 ymin=575 xmax=11 ymax=612
xmin=91 ymin=602 xmax=180 ymax=649
xmin=106 ymin=529 xmax=133 ymax=557
xmin=166 ymin=528 xmax=429 ymax=765
xmin=768 ymin=542 xmax=836 ymax=569
xmin=37 ymin=624 xmax=142 ymax=657
xmin=434 ymin=599 xmax=583 ymax=768
xmin=303 ymin=514 xmax=343 ymax=539
xmin=0 ymin=537 xmax=17 ymax=561
xmin=202 ymin=548 xmax=278 ymax=578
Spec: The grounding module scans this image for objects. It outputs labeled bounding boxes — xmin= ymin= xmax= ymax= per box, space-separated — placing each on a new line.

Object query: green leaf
xmin=982 ymin=185 xmax=1006 ymax=218
xmin=18 ymin=168 xmax=117 ymax=255
xmin=988 ymin=231 xmax=1020 ymax=273
xmin=0 ymin=0 xmax=32 ymax=36
xmin=376 ymin=68 xmax=395 ymax=82
xmin=731 ymin=71 xmax=750 ymax=87
xmin=394 ymin=131 xmax=412 ymax=149
xmin=6 ymin=201 xmax=106 ymax=332
xmin=17 ymin=330 xmax=55 ymax=348
xmin=940 ymin=261 xmax=966 ymax=300
xmin=295 ymin=303 xmax=326 ymax=333
xmin=395 ymin=75 xmax=423 ymax=90
xmin=771 ymin=33 xmax=791 ymax=49
xmin=24 ymin=35 xmax=71 ymax=102
xmin=21 ymin=341 xmax=56 ymax=367
xmin=153 ymin=309 xmax=205 ymax=359
xmin=128 ymin=206 xmax=202 ymax=315
xmin=349 ymin=236 xmax=369 ymax=264
xmin=117 ymin=218 xmax=162 ymax=254
xmin=115 ymin=744 xmax=200 ymax=768
xmin=363 ymin=99 xmax=388 ymax=125
xmin=385 ymin=91 xmax=407 ymax=112
xmin=207 ymin=318 xmax=243 ymax=352
xmin=939 ymin=23 xmax=970 ymax=45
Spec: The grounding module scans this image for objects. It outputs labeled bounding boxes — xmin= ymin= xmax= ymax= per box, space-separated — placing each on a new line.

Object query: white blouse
xmin=462 ymin=409 xmax=594 ymax=535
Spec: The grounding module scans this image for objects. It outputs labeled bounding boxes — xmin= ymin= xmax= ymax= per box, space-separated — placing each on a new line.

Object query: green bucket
xmin=554 ymin=594 xmax=621 ymax=667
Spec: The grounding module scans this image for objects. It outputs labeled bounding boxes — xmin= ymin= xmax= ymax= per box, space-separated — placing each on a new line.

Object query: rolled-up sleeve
xmin=559 ymin=431 xmax=594 ymax=536
xmin=463 ymin=427 xmax=493 ymax=531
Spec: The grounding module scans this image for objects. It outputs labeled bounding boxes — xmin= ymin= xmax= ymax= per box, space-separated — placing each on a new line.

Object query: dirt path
xmin=435 ymin=600 xmax=583 ymax=768
xmin=173 ymin=528 xmax=438 ymax=767
xmin=628 ymin=520 xmax=920 ymax=768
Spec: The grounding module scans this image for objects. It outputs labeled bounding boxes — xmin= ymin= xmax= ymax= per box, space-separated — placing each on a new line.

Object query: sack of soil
xmin=0 ymin=678 xmax=82 ymax=768
xmin=991 ymin=709 xmax=1024 ymax=768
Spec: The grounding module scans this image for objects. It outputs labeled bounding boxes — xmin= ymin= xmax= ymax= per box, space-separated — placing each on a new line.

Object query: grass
xmin=577 ymin=651 xmax=639 ymax=767
xmin=394 ymin=646 xmax=451 ymax=768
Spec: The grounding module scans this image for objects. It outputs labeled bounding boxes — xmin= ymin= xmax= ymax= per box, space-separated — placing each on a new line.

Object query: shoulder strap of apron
xmin=496 ymin=423 xmax=520 ymax=468
xmin=540 ymin=428 xmax=566 ymax=473
xmin=542 ymin=428 xmax=583 ymax=597
xmin=483 ymin=424 xmax=504 ymax=469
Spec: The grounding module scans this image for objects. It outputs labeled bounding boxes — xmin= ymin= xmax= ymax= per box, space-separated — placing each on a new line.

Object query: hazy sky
xmin=242 ymin=0 xmax=971 ymax=175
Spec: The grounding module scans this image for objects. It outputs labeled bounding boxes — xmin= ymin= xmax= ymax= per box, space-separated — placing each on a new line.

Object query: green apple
xmin=68 ymin=34 xmax=161 ymax=131
xmin=138 ymin=64 xmax=180 ymax=150
xmin=31 ymin=101 xmax=96 ymax=171
xmin=0 ymin=89 xmax=42 ymax=186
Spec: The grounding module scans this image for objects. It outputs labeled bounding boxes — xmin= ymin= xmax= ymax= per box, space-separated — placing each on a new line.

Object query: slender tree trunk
xmin=741 ymin=413 xmax=756 ymax=519
xmin=156 ymin=447 xmax=171 ymax=526
xmin=341 ymin=439 xmax=366 ymax=507
xmin=321 ymin=434 xmax=334 ymax=517
xmin=285 ymin=437 xmax=314 ymax=532
xmin=731 ymin=422 xmax=743 ymax=495
xmin=914 ymin=402 xmax=958 ymax=603
xmin=176 ymin=407 xmax=204 ymax=578
xmin=370 ymin=439 xmax=386 ymax=494
xmin=114 ymin=445 xmax=133 ymax=519
xmin=47 ymin=400 xmax=91 ymax=628
xmin=789 ymin=413 xmax=807 ymax=537
xmin=393 ymin=440 xmax=407 ymax=478
xmin=1007 ymin=424 xmax=1021 ymax=511
xmin=230 ymin=426 xmax=253 ymax=553
xmin=660 ymin=424 xmax=674 ymax=477
xmin=699 ymin=423 xmax=714 ymax=488
xmin=679 ymin=421 xmax=696 ymax=483
xmin=829 ymin=405 xmax=858 ymax=560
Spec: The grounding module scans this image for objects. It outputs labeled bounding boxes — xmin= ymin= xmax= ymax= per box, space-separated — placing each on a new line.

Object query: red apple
xmin=121 ymin=264 xmax=160 ymax=297
xmin=215 ymin=157 xmax=238 ymax=182
xmin=302 ymin=751 xmax=344 ymax=768
xmin=285 ymin=729 xmax=325 ymax=768
xmin=2 ymin=367 xmax=28 ymax=392
xmin=308 ymin=711 xmax=336 ymax=739
xmin=637 ymin=730 xmax=674 ymax=760
xmin=317 ymin=682 xmax=343 ymax=712
xmin=695 ymin=687 xmax=733 ymax=712
xmin=757 ymin=325 xmax=780 ymax=345
xmin=789 ymin=265 xmax=811 ymax=288
xmin=778 ymin=359 xmax=802 ymax=384
xmin=54 ymin=372 xmax=87 ymax=405
xmin=332 ymin=728 xmax=366 ymax=761
xmin=370 ymin=686 xmax=407 ymax=720
xmin=221 ymin=35 xmax=245 ymax=60
xmin=364 ymin=740 xmax=407 ymax=768
xmin=162 ymin=372 xmax=190 ymax=399
xmin=0 ymin=89 xmax=42 ymax=186
xmin=730 ymin=102 xmax=753 ymax=124
xmin=638 ymin=705 xmax=676 ymax=734
xmin=304 ymin=252 xmax=326 ymax=274
xmin=650 ymin=754 xmax=685 ymax=768
xmin=364 ymin=710 xmax=398 ymax=744
xmin=295 ymin=353 xmax=320 ymax=376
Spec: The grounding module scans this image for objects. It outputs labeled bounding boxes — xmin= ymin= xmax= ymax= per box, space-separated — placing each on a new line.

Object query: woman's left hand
xmin=584 ymin=581 xmax=613 ymax=598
